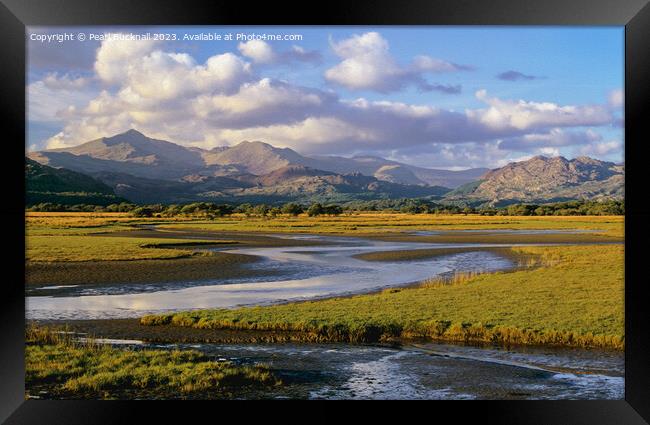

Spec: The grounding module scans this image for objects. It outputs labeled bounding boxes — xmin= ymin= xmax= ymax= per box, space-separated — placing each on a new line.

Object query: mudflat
xmin=26 ymin=252 xmax=268 ymax=287
xmin=26 ymin=230 xmax=330 ymax=287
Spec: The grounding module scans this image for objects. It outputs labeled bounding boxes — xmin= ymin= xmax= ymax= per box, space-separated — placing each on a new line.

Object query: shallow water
xmin=27 ymin=235 xmax=516 ymax=320
xmin=26 ymin=229 xmax=624 ymax=400
xmin=26 ymin=230 xmax=617 ymax=320
xmin=410 ymin=229 xmax=603 ymax=236
xmin=115 ymin=340 xmax=622 ymax=400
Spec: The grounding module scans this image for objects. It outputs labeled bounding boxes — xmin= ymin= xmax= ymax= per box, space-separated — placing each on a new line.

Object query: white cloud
xmin=95 ymin=37 xmax=160 ymax=84
xmin=27 ymin=76 xmax=97 ymax=123
xmin=579 ymin=140 xmax=623 ymax=156
xmin=42 ymin=80 xmax=622 ymax=157
xmin=286 ymin=45 xmax=322 ymax=63
xmin=470 ymin=90 xmax=613 ymax=131
xmin=537 ymin=147 xmax=561 ymax=157
xmin=412 ymin=55 xmax=472 ymax=72
xmin=324 ymin=32 xmax=468 ymax=93
xmin=41 ymin=73 xmax=91 ymax=90
xmin=122 ymin=51 xmax=252 ymax=100
xmin=192 ymin=78 xmax=334 ymax=128
xmin=608 ymin=89 xmax=624 ymax=108
xmin=498 ymin=128 xmax=603 ymax=151
xmin=32 ymin=34 xmax=622 ymax=167
xmin=95 ymin=36 xmax=252 ymax=101
xmin=238 ymin=40 xmax=275 ymax=64
xmin=384 ymin=141 xmax=525 ymax=170
xmin=214 ymin=117 xmax=372 ymax=149
xmin=238 ymin=40 xmax=321 ymax=65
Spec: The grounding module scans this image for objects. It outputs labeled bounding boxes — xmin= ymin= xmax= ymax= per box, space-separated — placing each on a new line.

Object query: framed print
xmin=1 ymin=0 xmax=649 ymax=423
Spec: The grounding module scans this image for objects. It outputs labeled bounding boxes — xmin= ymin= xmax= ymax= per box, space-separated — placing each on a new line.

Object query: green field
xmin=142 ymin=244 xmax=624 ymax=350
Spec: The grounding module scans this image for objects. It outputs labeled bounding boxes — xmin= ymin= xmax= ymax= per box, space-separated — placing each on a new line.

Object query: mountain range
xmin=27 ymin=129 xmax=624 ymax=206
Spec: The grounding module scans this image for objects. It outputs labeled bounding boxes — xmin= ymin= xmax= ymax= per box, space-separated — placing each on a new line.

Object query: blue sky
xmin=27 ymin=26 xmax=624 ymax=169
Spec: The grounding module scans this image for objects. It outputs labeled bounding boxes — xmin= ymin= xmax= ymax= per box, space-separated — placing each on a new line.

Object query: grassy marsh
xmin=142 ymin=244 xmax=624 ymax=350
xmin=157 ymin=213 xmax=624 ymax=238
xmin=26 ymin=235 xmax=236 ymax=263
xmin=26 ymin=211 xmax=624 ymax=237
xmin=26 ymin=212 xmax=625 ymax=350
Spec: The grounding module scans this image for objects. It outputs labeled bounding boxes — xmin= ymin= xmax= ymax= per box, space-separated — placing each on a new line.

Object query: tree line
xmin=26 ymin=199 xmax=624 ymax=217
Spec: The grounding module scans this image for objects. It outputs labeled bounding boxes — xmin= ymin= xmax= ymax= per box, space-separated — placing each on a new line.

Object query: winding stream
xmin=26 ymin=229 xmax=624 ymax=399
xmin=27 ymin=234 xmax=518 ymax=320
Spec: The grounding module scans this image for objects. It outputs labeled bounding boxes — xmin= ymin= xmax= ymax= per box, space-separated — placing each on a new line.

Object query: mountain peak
xmin=235 ymin=140 xmax=272 ymax=148
xmin=528 ymin=155 xmax=569 ymax=163
xmin=207 ymin=140 xmax=305 ymax=175
xmin=124 ymin=129 xmax=144 ymax=137
xmin=573 ymin=156 xmax=606 ymax=166
xmin=463 ymin=154 xmax=624 ymax=204
xmin=103 ymin=129 xmax=149 ymax=144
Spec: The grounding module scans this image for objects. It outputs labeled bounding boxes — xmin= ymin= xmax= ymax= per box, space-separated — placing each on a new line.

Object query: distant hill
xmin=27 ymin=130 xmax=623 ymax=206
xmin=92 ymin=164 xmax=450 ymax=204
xmin=201 ymin=141 xmax=308 ymax=175
xmin=25 ymin=158 xmax=128 ymax=206
xmin=444 ymin=155 xmax=624 ymax=206
xmin=28 ymin=129 xmax=485 ymax=188
xmin=229 ymin=165 xmax=450 ymax=204
xmin=304 ymin=155 xmax=488 ymax=188
xmin=28 ymin=130 xmax=210 ymax=180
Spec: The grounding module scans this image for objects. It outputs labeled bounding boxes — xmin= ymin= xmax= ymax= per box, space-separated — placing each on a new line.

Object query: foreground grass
xmin=25 ymin=326 xmax=280 ymax=399
xmin=142 ymin=244 xmax=624 ymax=350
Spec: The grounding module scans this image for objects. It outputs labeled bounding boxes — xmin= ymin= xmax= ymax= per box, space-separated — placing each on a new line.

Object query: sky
xmin=26 ymin=26 xmax=624 ymax=170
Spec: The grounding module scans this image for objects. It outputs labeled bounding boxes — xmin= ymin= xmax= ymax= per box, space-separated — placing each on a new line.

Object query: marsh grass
xmin=159 ymin=213 xmax=624 ymax=238
xmin=25 ymin=325 xmax=280 ymax=399
xmin=26 ymin=212 xmax=622 ymax=262
xmin=26 ymin=236 xmax=235 ymax=262
xmin=27 ymin=211 xmax=623 ymax=236
xmin=142 ymin=245 xmax=624 ymax=350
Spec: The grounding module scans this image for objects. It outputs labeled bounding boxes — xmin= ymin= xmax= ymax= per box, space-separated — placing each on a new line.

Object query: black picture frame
xmin=1 ymin=0 xmax=649 ymax=423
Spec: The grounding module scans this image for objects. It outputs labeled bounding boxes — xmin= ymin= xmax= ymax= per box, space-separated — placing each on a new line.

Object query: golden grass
xmin=26 ymin=235 xmax=234 ymax=262
xmin=142 ymin=244 xmax=624 ymax=350
xmin=159 ymin=213 xmax=624 ymax=238
xmin=26 ymin=212 xmax=622 ymax=263
xmin=25 ymin=212 xmax=624 ymax=238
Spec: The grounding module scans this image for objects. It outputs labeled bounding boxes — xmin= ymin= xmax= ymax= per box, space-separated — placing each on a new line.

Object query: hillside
xmin=25 ymin=158 xmax=128 ymax=206
xmin=444 ymin=156 xmax=624 ymax=206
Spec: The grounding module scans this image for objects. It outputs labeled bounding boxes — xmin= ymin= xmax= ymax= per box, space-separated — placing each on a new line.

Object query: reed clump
xmin=419 ymin=271 xmax=483 ymax=288
xmin=25 ymin=325 xmax=281 ymax=399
